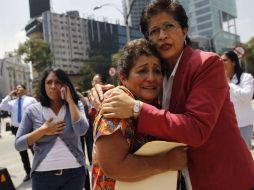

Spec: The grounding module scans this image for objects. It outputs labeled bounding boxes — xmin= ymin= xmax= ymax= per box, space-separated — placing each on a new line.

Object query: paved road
xmin=0 ymin=118 xmax=33 ymax=190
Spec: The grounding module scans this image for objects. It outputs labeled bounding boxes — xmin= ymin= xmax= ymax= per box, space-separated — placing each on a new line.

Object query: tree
xmin=15 ymin=39 xmax=53 ymax=72
xmin=245 ymin=37 xmax=254 ymax=76
xmin=111 ymin=51 xmax=121 ymax=67
xmin=78 ymin=64 xmax=95 ymax=91
xmin=84 ymin=54 xmax=111 ymax=78
xmin=78 ymin=53 xmax=120 ymax=91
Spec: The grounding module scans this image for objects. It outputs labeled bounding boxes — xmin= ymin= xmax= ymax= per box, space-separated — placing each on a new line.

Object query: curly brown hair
xmin=117 ymin=38 xmax=162 ymax=81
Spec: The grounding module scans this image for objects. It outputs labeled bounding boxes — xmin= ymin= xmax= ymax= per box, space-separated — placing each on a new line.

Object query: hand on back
xmin=89 ymin=84 xmax=115 ymax=110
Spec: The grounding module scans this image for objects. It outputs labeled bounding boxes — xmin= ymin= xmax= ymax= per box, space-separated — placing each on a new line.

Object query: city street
xmin=0 ymin=118 xmax=33 ymax=190
xmin=1 ymin=117 xmax=254 ymax=190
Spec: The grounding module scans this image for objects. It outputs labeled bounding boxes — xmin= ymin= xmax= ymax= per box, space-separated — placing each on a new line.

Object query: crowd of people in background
xmin=0 ymin=0 xmax=254 ymax=190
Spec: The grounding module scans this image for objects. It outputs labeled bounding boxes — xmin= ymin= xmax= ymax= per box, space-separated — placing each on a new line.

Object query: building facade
xmin=180 ymin=0 xmax=240 ymax=53
xmin=42 ymin=11 xmax=90 ymax=74
xmin=0 ymin=57 xmax=32 ymax=98
xmin=41 ymin=11 xmax=141 ymax=74
xmin=123 ymin=0 xmax=152 ymax=28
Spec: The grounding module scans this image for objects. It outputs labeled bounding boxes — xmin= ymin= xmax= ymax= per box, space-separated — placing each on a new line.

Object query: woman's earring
xmin=184 ymin=39 xmax=187 ymax=46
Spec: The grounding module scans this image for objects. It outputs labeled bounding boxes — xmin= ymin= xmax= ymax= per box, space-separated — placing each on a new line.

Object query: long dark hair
xmin=224 ymin=50 xmax=243 ymax=84
xmin=40 ymin=68 xmax=80 ymax=107
xmin=140 ymin=0 xmax=191 ymax=45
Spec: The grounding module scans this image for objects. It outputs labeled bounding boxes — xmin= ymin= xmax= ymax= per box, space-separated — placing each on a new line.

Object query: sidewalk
xmin=0 ymin=118 xmax=33 ymax=190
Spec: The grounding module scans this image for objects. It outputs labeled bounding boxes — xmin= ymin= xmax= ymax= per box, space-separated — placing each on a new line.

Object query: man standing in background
xmin=0 ymin=84 xmax=37 ymax=182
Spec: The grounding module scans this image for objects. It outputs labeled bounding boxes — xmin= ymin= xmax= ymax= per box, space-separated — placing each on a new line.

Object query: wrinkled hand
xmin=89 ymin=84 xmax=115 ymax=111
xmin=166 ymin=146 xmax=188 ymax=171
xmin=41 ymin=118 xmax=65 ymax=136
xmin=101 ymin=91 xmax=135 ymax=119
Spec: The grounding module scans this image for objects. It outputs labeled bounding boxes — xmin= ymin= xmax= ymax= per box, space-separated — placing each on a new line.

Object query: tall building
xmin=0 ymin=57 xmax=32 ymax=98
xmin=180 ymin=0 xmax=240 ymax=53
xmin=25 ymin=0 xmax=142 ymax=75
xmin=123 ymin=0 xmax=152 ymax=28
xmin=42 ymin=11 xmax=90 ymax=74
xmin=29 ymin=0 xmax=50 ymax=18
xmin=42 ymin=11 xmax=141 ymax=74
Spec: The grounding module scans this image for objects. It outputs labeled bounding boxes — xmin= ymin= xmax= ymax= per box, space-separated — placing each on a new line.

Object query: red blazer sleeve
xmin=137 ymin=53 xmax=229 ymax=147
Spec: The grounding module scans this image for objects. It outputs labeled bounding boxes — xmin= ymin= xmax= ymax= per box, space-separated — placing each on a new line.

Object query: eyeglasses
xmin=149 ymin=22 xmax=179 ymax=39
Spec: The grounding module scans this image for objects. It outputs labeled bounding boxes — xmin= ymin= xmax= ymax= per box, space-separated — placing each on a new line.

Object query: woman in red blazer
xmin=93 ymin=0 xmax=254 ymax=189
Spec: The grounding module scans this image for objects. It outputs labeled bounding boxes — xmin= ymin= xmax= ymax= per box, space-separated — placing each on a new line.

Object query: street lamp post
xmin=93 ymin=0 xmax=136 ymax=42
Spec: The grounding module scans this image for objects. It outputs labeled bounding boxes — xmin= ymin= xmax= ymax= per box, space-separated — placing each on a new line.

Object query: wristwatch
xmin=133 ymin=100 xmax=140 ymax=119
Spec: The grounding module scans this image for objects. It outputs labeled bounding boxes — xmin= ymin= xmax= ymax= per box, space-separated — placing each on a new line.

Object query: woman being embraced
xmin=92 ymin=39 xmax=187 ymax=190
xmin=91 ymin=0 xmax=254 ymax=189
xmin=15 ymin=68 xmax=89 ymax=190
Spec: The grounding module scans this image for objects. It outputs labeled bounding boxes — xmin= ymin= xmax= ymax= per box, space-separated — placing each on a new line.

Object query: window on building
xmin=195 ymin=0 xmax=210 ymax=8
xmin=196 ymin=7 xmax=211 ymax=16
xmin=199 ymin=29 xmax=213 ymax=37
xmin=197 ymin=14 xmax=211 ymax=23
xmin=197 ymin=22 xmax=212 ymax=30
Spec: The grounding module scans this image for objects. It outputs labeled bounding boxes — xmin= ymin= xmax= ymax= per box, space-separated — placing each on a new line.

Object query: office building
xmin=0 ymin=56 xmax=32 ymax=98
xmin=29 ymin=0 xmax=50 ymax=18
xmin=42 ymin=11 xmax=141 ymax=74
xmin=180 ymin=0 xmax=240 ymax=53
xmin=123 ymin=0 xmax=151 ymax=28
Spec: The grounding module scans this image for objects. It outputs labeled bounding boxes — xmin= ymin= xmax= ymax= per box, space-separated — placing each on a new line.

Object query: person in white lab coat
xmin=222 ymin=50 xmax=254 ymax=149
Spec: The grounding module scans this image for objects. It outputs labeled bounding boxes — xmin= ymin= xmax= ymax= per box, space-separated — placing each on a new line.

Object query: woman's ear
xmin=183 ymin=27 xmax=188 ymax=37
xmin=119 ymin=74 xmax=127 ymax=86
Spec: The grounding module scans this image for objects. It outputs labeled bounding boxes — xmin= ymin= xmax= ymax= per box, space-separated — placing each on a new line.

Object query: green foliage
xmin=79 ymin=64 xmax=95 ymax=91
xmin=15 ymin=39 xmax=53 ymax=72
xmin=77 ymin=50 xmax=124 ymax=91
xmin=78 ymin=54 xmax=112 ymax=91
xmin=244 ymin=37 xmax=254 ymax=75
xmin=84 ymin=54 xmax=111 ymax=77
xmin=111 ymin=51 xmax=121 ymax=67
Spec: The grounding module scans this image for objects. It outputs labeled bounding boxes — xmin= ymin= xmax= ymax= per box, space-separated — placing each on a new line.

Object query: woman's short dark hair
xmin=40 ymin=68 xmax=80 ymax=107
xmin=224 ymin=50 xmax=243 ymax=84
xmin=117 ymin=38 xmax=163 ymax=81
xmin=140 ymin=0 xmax=191 ymax=45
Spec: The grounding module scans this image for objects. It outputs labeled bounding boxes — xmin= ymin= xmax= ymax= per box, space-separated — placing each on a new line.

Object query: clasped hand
xmin=41 ymin=118 xmax=65 ymax=135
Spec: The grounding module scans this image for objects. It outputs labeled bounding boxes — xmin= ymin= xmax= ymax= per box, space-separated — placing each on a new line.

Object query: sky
xmin=0 ymin=0 xmax=253 ymax=58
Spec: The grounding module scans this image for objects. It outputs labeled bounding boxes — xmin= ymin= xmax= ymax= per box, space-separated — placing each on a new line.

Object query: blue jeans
xmin=32 ymin=166 xmax=85 ymax=190
xmin=239 ymin=124 xmax=253 ymax=149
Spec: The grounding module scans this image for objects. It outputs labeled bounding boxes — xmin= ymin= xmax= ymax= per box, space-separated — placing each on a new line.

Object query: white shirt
xmin=0 ymin=95 xmax=37 ymax=127
xmin=36 ymin=104 xmax=81 ymax=171
xmin=229 ymin=73 xmax=254 ymax=127
xmin=161 ymin=52 xmax=193 ymax=190
xmin=162 ymin=52 xmax=182 ymax=110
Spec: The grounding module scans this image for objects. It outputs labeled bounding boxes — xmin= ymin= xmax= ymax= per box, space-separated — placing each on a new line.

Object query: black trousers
xmin=80 ymin=124 xmax=94 ymax=165
xmin=11 ymin=126 xmax=33 ymax=175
